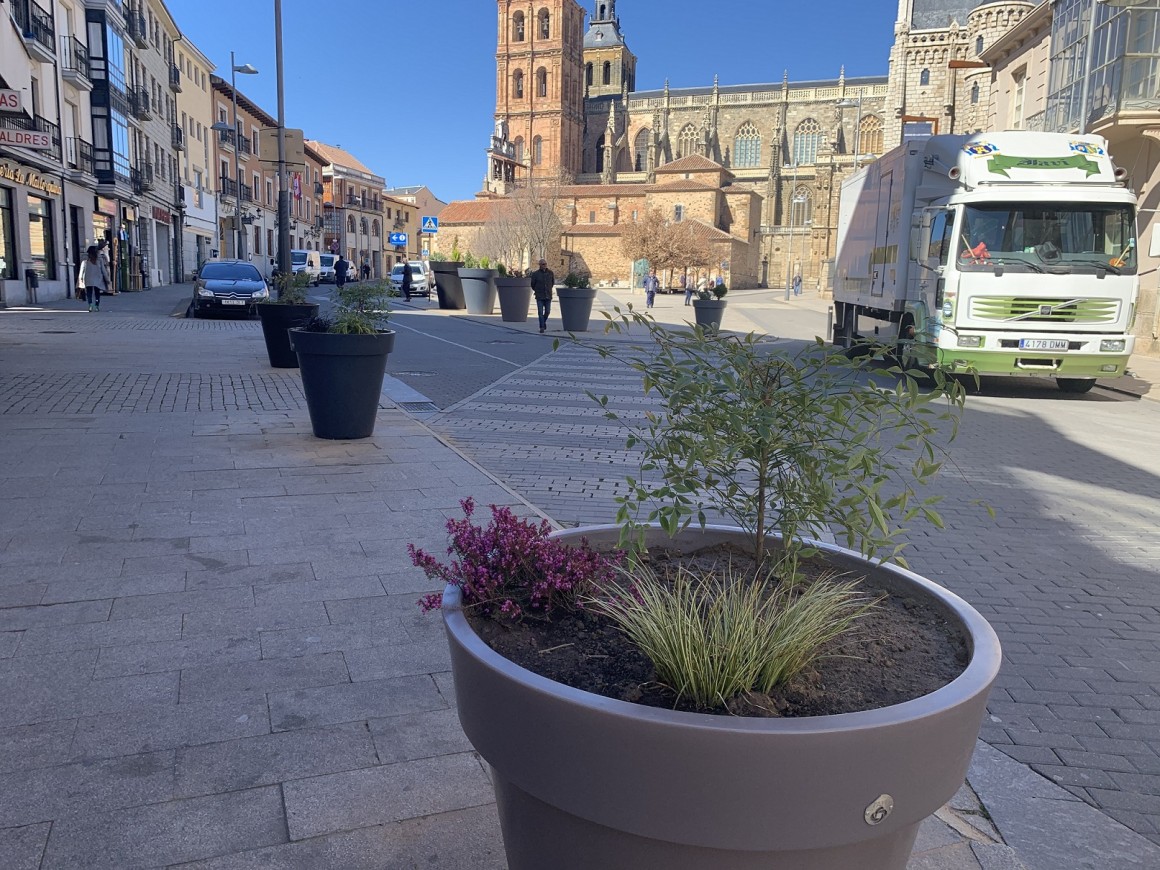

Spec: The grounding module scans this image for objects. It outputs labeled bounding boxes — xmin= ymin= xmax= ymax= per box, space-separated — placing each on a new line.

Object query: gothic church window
xmin=792 ymin=118 xmax=822 ymax=165
xmin=920 ymin=68 xmax=930 ymax=86
xmin=533 ymin=136 xmax=543 ymax=165
xmin=677 ymin=124 xmax=698 ymax=159
xmin=586 ymin=63 xmax=593 ymax=87
xmin=603 ymin=62 xmax=611 ymax=85
xmin=514 ymin=70 xmax=524 ymax=99
xmin=975 ymin=35 xmax=984 ymax=55
xmin=970 ymin=82 xmax=980 ymax=104
xmin=539 ymin=9 xmax=550 ymax=39
xmin=634 ymin=128 xmax=650 ymax=171
xmin=791 ymin=186 xmax=812 ymax=225
xmin=733 ymin=121 xmax=761 ymax=168
xmin=514 ymin=12 xmax=525 ymax=42
xmin=596 ymin=134 xmax=605 ymax=172
xmin=859 ymin=114 xmax=883 ymax=154
xmin=514 ymin=137 xmax=524 ymax=163
xmin=537 ymin=68 xmax=548 ymax=97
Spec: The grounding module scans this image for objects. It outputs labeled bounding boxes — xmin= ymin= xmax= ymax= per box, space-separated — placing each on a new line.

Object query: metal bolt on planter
xmin=865 ymin=795 xmax=894 ymax=826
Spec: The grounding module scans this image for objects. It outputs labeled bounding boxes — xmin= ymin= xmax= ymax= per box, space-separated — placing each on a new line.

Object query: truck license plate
xmin=1019 ymin=339 xmax=1068 ymax=351
xmin=222 ymin=299 xmax=246 ymax=306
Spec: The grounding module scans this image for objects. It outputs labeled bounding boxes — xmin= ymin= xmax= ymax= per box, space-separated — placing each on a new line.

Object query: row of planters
xmin=407 ymin=312 xmax=1000 ymax=870
xmin=431 ymin=255 xmax=601 ymax=332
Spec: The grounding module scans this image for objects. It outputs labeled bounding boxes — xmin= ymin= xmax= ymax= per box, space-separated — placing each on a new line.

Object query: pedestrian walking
xmin=530 ymin=258 xmax=555 ymax=333
xmin=643 ymin=269 xmax=660 ymax=309
xmin=401 ymin=261 xmax=413 ymax=301
xmin=97 ymin=239 xmax=114 ymax=294
xmin=335 ymin=254 xmax=350 ymax=290
xmin=716 ymin=274 xmax=725 ymax=289
xmin=792 ymin=274 xmax=802 ymax=296
xmin=361 ymin=260 xmax=371 ymax=281
xmin=78 ymin=245 xmax=110 ymax=312
xmin=682 ymin=272 xmax=694 ymax=306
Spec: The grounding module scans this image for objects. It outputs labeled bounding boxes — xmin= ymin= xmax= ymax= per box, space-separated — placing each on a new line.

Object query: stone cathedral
xmin=441 ymin=0 xmax=1021 ymax=289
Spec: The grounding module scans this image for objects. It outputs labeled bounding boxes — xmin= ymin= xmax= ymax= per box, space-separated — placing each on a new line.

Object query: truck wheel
xmin=1057 ymin=378 xmax=1096 ymax=394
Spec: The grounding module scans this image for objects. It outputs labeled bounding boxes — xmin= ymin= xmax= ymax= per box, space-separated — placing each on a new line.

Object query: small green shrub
xmin=329 ymin=280 xmax=393 ymax=335
xmin=584 ymin=562 xmax=873 ymax=709
xmin=270 ymin=271 xmax=311 ymax=304
xmin=563 ymin=271 xmax=591 ymax=289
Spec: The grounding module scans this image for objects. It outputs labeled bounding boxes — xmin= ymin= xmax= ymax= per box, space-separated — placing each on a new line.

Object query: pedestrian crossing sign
xmin=421 ymin=216 xmax=439 ymax=234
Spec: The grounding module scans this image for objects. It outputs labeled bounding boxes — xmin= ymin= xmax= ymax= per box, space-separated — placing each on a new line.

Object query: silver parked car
xmin=191 ymin=260 xmax=269 ymax=317
xmin=389 ymin=261 xmax=432 ymax=298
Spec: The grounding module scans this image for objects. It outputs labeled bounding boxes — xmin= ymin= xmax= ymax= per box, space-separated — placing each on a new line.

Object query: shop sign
xmin=0 ymin=158 xmax=62 ymax=196
xmin=0 ymin=90 xmax=22 ymax=112
xmin=0 ymin=128 xmax=52 ymax=150
xmin=153 ymin=206 xmax=171 ymax=225
xmin=97 ymin=197 xmax=117 ymax=216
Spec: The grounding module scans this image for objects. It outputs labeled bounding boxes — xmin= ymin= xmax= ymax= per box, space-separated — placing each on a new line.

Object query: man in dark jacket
xmin=529 ymin=258 xmax=555 ymax=333
xmin=335 ymin=255 xmax=350 ymax=289
xmin=401 ymin=262 xmax=413 ymax=301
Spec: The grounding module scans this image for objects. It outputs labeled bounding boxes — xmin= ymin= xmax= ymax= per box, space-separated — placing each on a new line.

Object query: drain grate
xmin=40 ymin=330 xmax=77 ymax=334
xmin=488 ymin=340 xmax=517 ymax=345
xmin=398 ymin=401 xmax=439 ymax=413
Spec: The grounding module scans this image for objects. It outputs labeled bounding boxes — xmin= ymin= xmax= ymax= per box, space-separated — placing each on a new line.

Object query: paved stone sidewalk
xmin=1 ymin=285 xmax=1157 ymax=868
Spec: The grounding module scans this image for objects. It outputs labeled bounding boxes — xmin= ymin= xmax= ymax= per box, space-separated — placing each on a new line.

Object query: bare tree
xmin=477 ymin=167 xmax=571 ymax=272
xmin=622 ymin=208 xmax=712 ymax=283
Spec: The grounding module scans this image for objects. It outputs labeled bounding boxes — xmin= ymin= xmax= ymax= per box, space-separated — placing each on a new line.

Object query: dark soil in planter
xmin=468 ymin=545 xmax=969 ymax=718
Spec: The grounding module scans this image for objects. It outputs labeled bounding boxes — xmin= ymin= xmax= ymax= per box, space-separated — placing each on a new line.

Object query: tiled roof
xmin=439 ymin=200 xmax=496 ymax=224
xmin=656 ymin=155 xmax=732 ymax=175
xmin=685 ymin=219 xmax=735 ymax=243
xmin=648 ymin=179 xmax=721 ymax=193
xmin=305 ymin=141 xmax=378 ymax=177
xmin=563 ymin=184 xmax=649 ymax=196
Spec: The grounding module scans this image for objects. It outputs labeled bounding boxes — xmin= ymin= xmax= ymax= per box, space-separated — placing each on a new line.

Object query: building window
xmin=513 ymin=70 xmax=524 ymax=99
xmin=677 ymin=124 xmax=698 ymax=159
xmin=674 ymin=204 xmax=684 ymax=222
xmin=514 ymin=137 xmax=524 ymax=162
xmin=513 ymin=11 xmax=525 ymax=41
xmin=633 ymin=128 xmax=650 ymax=171
xmin=0 ymin=187 xmax=15 ymax=279
xmin=976 ymin=35 xmax=984 ymax=56
xmin=970 ymin=82 xmax=980 ymax=105
xmin=920 ymin=68 xmax=931 ymax=86
xmin=586 ymin=63 xmax=593 ymax=87
xmin=539 ymin=8 xmax=550 ymax=38
xmin=537 ymin=68 xmax=548 ymax=98
xmin=792 ymin=118 xmax=822 ymax=165
xmin=733 ymin=121 xmax=762 ymax=168
xmin=1012 ymin=68 xmax=1026 ymax=128
xmin=631 ymin=210 xmax=638 ymax=221
xmin=859 ymin=114 xmax=883 ymax=154
xmin=589 ymin=210 xmax=596 ymax=223
xmin=603 ymin=61 xmax=611 ymax=85
xmin=27 ymin=195 xmax=56 ymax=280
xmin=348 ymin=215 xmax=355 ymax=234
xmin=790 ymin=186 xmax=812 ymax=226
xmin=372 ymin=220 xmax=380 ymax=237
xmin=533 ymin=136 xmax=543 ymax=165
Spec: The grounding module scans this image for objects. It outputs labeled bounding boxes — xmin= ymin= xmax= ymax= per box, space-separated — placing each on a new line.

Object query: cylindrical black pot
xmin=256 ymin=302 xmax=320 ymax=368
xmin=557 ymin=286 xmax=597 ymax=332
xmin=431 ymin=262 xmax=466 ymax=310
xmin=289 ymin=329 xmax=395 ymax=440
xmin=495 ymin=276 xmax=533 ymax=322
xmin=692 ymin=299 xmax=727 ymax=331
xmin=444 ymin=525 xmax=1002 ymax=870
xmin=459 ymin=268 xmax=498 ymax=315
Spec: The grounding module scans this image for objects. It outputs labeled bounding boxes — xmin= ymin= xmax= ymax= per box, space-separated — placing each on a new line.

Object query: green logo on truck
xmin=987 ymin=154 xmax=1100 ymax=177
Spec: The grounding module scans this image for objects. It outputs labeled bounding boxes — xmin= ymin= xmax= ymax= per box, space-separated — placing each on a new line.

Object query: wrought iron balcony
xmin=237 ymin=135 xmax=252 ymax=156
xmin=217 ymin=128 xmax=236 ymax=149
xmin=132 ymin=161 xmax=155 ymax=194
xmin=314 ymin=181 xmax=324 ymax=196
xmin=240 ymin=183 xmax=254 ymax=203
xmin=65 ymin=137 xmax=95 ymax=176
xmin=168 ymin=63 xmax=181 ymax=93
xmin=14 ymin=0 xmax=56 ymax=63
xmin=130 ymin=87 xmax=152 ymax=121
xmin=60 ymin=36 xmax=92 ymax=88
xmin=171 ymin=124 xmax=184 ymax=151
xmin=220 ymin=176 xmax=239 ymax=198
xmin=126 ymin=5 xmax=148 ymax=48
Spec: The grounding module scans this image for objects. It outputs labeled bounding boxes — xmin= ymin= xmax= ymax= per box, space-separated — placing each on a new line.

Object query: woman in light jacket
xmin=78 ymin=245 xmax=110 ymax=312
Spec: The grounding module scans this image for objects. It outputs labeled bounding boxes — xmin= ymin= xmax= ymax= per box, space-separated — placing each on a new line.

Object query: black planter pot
xmin=444 ymin=525 xmax=1002 ymax=870
xmin=495 ymin=277 xmax=533 ymax=322
xmin=459 ymin=268 xmax=498 ymax=315
xmin=692 ymin=298 xmax=727 ymax=331
xmin=431 ymin=262 xmax=466 ymax=310
xmin=256 ymin=302 xmax=320 ymax=368
xmin=557 ymin=286 xmax=598 ymax=332
xmin=289 ymin=329 xmax=396 ymax=440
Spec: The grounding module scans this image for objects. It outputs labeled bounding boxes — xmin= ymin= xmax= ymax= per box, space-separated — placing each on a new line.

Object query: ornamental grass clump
xmin=584 ymin=562 xmax=874 ymax=709
xmin=409 ymin=498 xmax=619 ymax=620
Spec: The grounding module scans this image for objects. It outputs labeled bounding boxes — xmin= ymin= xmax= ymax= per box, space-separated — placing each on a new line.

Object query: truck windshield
xmin=958 ymin=203 xmax=1136 ymax=274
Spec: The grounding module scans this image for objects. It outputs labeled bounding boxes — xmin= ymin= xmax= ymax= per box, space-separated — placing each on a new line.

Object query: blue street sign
xmin=421 ymin=216 xmax=439 ymax=233
xmin=389 ymin=232 xmax=408 ymax=247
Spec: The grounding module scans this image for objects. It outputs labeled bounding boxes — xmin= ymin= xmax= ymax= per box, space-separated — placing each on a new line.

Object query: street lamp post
xmin=212 ymin=54 xmax=258 ymax=260
xmin=274 ymin=0 xmax=292 ymax=285
xmin=836 ymin=94 xmax=864 ymax=160
xmin=783 ymin=162 xmax=800 ymax=301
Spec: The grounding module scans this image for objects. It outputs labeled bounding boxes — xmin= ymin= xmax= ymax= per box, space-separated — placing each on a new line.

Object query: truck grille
xmin=969 ymin=297 xmax=1120 ymax=324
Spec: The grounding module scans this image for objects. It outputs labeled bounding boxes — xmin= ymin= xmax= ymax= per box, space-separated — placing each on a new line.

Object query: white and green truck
xmin=833 ymin=131 xmax=1138 ymax=393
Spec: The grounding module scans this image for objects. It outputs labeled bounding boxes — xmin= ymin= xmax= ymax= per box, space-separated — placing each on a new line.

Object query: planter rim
xmin=458 ymin=267 xmax=498 ymax=278
xmin=430 ymin=261 xmax=465 ymax=269
xmin=691 ymin=298 xmax=727 ymax=306
xmin=555 ymin=285 xmax=597 ymax=295
xmin=443 ymin=523 xmax=1001 ymax=734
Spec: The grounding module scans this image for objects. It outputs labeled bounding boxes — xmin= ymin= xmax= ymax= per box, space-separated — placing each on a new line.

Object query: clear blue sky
xmin=168 ymin=0 xmax=896 ymax=203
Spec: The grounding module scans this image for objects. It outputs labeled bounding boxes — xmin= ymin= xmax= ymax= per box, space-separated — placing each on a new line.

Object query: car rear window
xmin=320 ymin=255 xmax=336 ymax=267
xmin=201 ymin=263 xmax=262 ymax=280
xmin=291 ymin=252 xmax=307 ymax=265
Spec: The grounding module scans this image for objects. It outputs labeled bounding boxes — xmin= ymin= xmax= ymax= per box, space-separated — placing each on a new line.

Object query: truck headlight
xmin=1100 ymin=339 xmax=1126 ymax=352
xmin=957 ymin=335 xmax=983 ymax=348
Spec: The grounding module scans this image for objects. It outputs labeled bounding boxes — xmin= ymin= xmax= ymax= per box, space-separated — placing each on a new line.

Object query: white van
xmin=291 ymin=250 xmax=321 ymax=285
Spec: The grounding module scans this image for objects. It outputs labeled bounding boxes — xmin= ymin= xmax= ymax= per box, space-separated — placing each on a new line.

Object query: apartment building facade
xmin=173 ymin=32 xmax=213 ymax=276
xmin=309 ymin=141 xmax=386 ymax=279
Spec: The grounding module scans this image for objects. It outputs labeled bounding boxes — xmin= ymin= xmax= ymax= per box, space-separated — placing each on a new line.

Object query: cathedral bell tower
xmin=489 ymin=0 xmax=586 ymax=192
xmin=583 ymin=0 xmax=637 ymax=98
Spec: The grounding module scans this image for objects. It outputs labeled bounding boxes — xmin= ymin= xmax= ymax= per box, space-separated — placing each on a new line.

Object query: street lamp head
xmin=233 ymin=63 xmax=259 ymax=75
xmin=210 ymin=121 xmax=231 ymax=132
xmin=835 ymin=99 xmax=859 ymax=109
